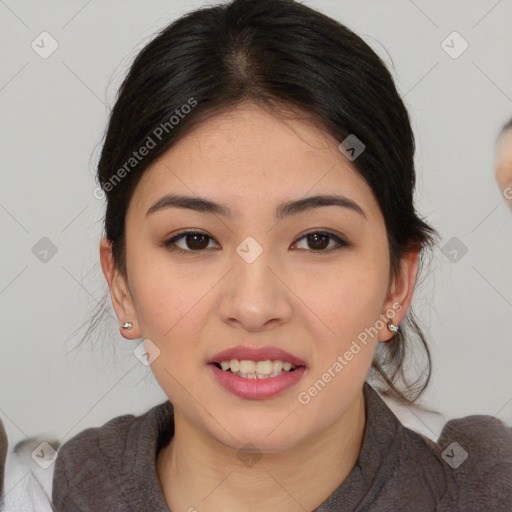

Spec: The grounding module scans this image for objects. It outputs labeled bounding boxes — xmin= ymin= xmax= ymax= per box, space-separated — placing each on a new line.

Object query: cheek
xmin=127 ymin=249 xmax=212 ymax=355
xmin=294 ymin=249 xmax=389 ymax=342
xmin=129 ymin=260 xmax=214 ymax=402
xmin=292 ymin=258 xmax=385 ymax=421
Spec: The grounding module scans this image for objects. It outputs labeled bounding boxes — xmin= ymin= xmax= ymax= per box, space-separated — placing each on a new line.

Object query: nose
xmin=217 ymin=243 xmax=293 ymax=332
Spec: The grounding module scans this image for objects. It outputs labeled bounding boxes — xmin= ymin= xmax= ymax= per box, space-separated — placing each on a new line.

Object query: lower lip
xmin=208 ymin=364 xmax=307 ymax=400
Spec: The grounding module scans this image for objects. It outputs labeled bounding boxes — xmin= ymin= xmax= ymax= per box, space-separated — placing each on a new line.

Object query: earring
xmin=120 ymin=322 xmax=133 ymax=330
xmin=387 ymin=322 xmax=399 ymax=334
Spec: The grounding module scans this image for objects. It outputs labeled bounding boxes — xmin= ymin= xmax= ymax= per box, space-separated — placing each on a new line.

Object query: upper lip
xmin=208 ymin=346 xmax=307 ymax=367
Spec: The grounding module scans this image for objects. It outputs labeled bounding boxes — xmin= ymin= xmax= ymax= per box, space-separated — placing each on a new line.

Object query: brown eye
xmin=164 ymin=231 xmax=218 ymax=253
xmin=293 ymin=231 xmax=348 ymax=252
xmin=163 ymin=230 xmax=348 ymax=255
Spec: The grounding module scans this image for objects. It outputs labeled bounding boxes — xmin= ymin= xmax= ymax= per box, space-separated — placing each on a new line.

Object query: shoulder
xmin=436 ymin=413 xmax=512 ymax=472
xmin=51 ymin=410 xmax=138 ymax=508
xmin=52 ymin=401 xmax=173 ymax=511
xmin=54 ymin=410 xmax=138 ymax=466
xmin=390 ymin=405 xmax=512 ymax=510
xmin=429 ymin=413 xmax=512 ymax=509
xmin=334 ymin=385 xmax=512 ymax=510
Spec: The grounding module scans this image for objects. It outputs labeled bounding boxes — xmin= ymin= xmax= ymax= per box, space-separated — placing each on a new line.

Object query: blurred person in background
xmin=495 ymin=118 xmax=512 ymax=208
xmin=0 ymin=419 xmax=6 ymax=508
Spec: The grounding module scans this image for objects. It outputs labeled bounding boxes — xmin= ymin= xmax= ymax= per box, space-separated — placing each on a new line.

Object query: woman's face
xmin=103 ymin=102 xmax=415 ymax=452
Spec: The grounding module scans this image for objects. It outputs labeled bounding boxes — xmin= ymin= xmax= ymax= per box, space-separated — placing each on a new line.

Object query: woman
xmin=51 ymin=0 xmax=512 ymax=510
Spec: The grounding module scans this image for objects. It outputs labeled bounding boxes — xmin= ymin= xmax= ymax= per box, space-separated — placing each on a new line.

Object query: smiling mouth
xmin=211 ymin=359 xmax=302 ymax=379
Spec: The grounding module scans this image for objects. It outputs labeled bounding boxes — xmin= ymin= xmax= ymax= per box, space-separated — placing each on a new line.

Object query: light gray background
xmin=1 ymin=0 xmax=511 ymax=458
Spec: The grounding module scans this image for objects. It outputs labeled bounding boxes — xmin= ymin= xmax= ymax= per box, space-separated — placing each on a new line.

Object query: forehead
xmin=128 ymin=103 xmax=382 ymax=223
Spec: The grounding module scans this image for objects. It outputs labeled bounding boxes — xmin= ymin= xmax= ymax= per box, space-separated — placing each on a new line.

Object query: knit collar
xmin=313 ymin=382 xmax=404 ymax=511
xmin=99 ymin=382 xmax=404 ymax=511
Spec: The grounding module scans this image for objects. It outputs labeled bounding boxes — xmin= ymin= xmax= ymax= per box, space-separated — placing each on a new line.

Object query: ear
xmin=99 ymin=237 xmax=141 ymax=340
xmin=377 ymin=245 xmax=420 ymax=342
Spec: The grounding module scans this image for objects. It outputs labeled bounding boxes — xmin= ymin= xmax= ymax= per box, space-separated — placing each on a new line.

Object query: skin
xmin=100 ymin=101 xmax=419 ymax=512
xmin=495 ymin=128 xmax=512 ymax=209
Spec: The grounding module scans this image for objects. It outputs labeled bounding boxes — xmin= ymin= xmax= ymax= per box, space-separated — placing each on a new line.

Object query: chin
xmin=210 ymin=417 xmax=306 ymax=452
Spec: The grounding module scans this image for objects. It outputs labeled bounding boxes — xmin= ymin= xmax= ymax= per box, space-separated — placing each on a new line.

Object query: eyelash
xmin=163 ymin=230 xmax=349 ymax=255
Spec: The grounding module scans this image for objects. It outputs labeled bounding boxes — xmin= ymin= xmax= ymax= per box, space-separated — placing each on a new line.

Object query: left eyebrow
xmin=145 ymin=193 xmax=367 ymax=220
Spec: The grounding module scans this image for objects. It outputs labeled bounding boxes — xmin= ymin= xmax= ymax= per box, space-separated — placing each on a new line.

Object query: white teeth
xmin=273 ymin=360 xmax=283 ymax=373
xmin=239 ymin=360 xmax=256 ymax=373
xmin=216 ymin=359 xmax=299 ymax=379
xmin=255 ymin=360 xmax=273 ymax=375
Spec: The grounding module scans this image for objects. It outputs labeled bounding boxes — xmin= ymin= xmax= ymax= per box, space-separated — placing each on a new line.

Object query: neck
xmin=157 ymin=389 xmax=366 ymax=512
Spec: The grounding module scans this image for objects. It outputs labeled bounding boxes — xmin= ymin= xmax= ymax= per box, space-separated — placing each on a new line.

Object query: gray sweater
xmin=51 ymin=382 xmax=512 ymax=511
